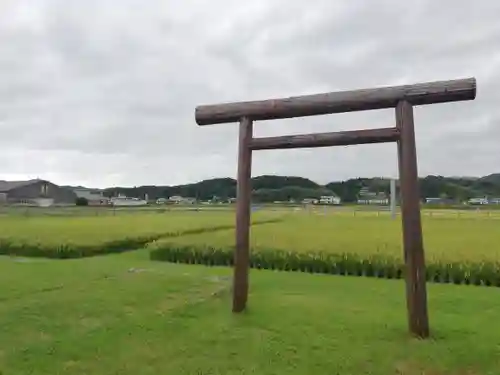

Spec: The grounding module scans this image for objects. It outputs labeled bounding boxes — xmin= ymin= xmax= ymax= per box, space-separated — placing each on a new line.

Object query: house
xmin=168 ymin=195 xmax=196 ymax=204
xmin=73 ymin=188 xmax=110 ymax=206
xmin=302 ymin=198 xmax=319 ymax=205
xmin=319 ymin=195 xmax=341 ymax=205
xmin=357 ymin=187 xmax=389 ymax=205
xmin=468 ymin=197 xmax=488 ymax=205
xmin=425 ymin=197 xmax=454 ymax=205
xmin=110 ymin=196 xmax=148 ymax=206
xmin=168 ymin=195 xmax=183 ymax=203
xmin=156 ymin=197 xmax=168 ymax=205
xmin=0 ymin=179 xmax=77 ymax=206
xmin=425 ymin=197 xmax=441 ymax=204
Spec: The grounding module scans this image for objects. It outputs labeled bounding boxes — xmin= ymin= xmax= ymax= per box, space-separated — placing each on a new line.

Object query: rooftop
xmin=0 ymin=179 xmax=45 ymax=192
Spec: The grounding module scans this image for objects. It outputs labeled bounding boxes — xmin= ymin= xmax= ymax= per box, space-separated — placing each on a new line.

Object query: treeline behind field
xmin=100 ymin=174 xmax=500 ymax=203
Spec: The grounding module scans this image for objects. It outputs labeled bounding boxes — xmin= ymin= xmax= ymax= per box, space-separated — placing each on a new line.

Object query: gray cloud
xmin=0 ymin=0 xmax=499 ymax=187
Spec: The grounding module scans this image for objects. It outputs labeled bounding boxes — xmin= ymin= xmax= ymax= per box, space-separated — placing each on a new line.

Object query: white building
xmin=319 ymin=195 xmax=341 ymax=205
xmin=74 ymin=188 xmax=110 ymax=206
xmin=168 ymin=196 xmax=196 ymax=204
xmin=468 ymin=197 xmax=488 ymax=205
xmin=302 ymin=198 xmax=319 ymax=204
xmin=357 ymin=187 xmax=389 ymax=205
xmin=110 ymin=196 xmax=148 ymax=206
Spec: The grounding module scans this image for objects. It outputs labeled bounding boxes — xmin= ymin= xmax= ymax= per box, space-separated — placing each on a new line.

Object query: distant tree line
xmin=102 ymin=173 xmax=500 ymax=203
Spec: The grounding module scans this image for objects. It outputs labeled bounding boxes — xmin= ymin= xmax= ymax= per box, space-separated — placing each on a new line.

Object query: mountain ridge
xmin=63 ymin=173 xmax=500 ymax=203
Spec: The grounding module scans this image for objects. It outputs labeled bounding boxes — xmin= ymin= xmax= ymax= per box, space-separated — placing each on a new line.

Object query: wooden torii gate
xmin=195 ymin=77 xmax=477 ymax=338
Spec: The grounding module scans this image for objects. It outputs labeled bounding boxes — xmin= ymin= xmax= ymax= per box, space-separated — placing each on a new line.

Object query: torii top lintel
xmin=195 ymin=77 xmax=476 ymax=126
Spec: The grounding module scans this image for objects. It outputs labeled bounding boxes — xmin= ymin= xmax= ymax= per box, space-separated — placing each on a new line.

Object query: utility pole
xmin=390 ymin=178 xmax=397 ymax=219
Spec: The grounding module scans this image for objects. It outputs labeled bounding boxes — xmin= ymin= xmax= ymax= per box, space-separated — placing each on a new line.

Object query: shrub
xmin=75 ymin=197 xmax=89 ymax=206
xmin=148 ymin=242 xmax=500 ymax=288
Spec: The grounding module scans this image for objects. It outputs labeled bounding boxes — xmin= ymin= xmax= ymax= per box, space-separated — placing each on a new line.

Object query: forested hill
xmin=101 ymin=173 xmax=500 ymax=203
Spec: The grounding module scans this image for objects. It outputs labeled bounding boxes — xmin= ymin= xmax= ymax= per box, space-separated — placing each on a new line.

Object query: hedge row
xmin=0 ymin=218 xmax=282 ymax=259
xmin=148 ymin=243 xmax=500 ymax=287
xmin=0 ymin=235 xmax=163 ymax=259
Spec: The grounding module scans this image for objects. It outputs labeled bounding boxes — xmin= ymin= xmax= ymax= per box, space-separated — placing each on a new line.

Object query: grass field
xmin=1 ymin=207 xmax=500 ymax=374
xmin=1 ymin=251 xmax=500 ymax=374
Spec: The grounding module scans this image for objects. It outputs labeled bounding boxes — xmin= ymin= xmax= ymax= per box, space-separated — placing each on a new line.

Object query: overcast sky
xmin=0 ymin=0 xmax=499 ymax=188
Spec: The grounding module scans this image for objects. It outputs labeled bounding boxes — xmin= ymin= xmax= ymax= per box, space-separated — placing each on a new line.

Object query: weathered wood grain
xmin=196 ymin=77 xmax=476 ymax=125
xmin=232 ymin=117 xmax=253 ymax=313
xmin=396 ymin=100 xmax=429 ymax=338
xmin=250 ymin=127 xmax=399 ymax=150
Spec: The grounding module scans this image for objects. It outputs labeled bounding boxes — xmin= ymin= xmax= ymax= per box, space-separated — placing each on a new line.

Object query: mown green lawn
xmin=1 ymin=250 xmax=499 ymax=375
